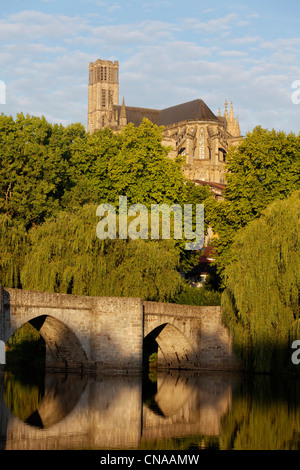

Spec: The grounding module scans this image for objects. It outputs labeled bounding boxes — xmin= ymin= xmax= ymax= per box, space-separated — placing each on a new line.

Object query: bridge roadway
xmin=0 ymin=286 xmax=240 ymax=372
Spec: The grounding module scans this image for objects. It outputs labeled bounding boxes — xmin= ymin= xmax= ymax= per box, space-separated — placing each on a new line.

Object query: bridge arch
xmin=1 ymin=288 xmax=240 ymax=372
xmin=143 ymin=322 xmax=196 ymax=369
xmin=8 ymin=315 xmax=88 ymax=370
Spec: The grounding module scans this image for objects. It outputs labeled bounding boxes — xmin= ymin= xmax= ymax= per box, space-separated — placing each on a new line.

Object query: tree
xmin=207 ymin=126 xmax=300 ymax=282
xmin=0 ymin=113 xmax=212 ymax=295
xmin=62 ymin=126 xmax=121 ymax=209
xmin=62 ymin=118 xmax=211 ymax=276
xmin=62 ymin=118 xmax=192 ymax=209
xmin=173 ymin=284 xmax=221 ymax=306
xmin=107 ymin=119 xmax=188 ymax=206
xmin=20 ymin=205 xmax=183 ymax=301
xmin=221 ymin=191 xmax=300 ymax=373
xmin=0 ymin=113 xmax=85 ymax=227
xmin=0 ymin=214 xmax=27 ymax=288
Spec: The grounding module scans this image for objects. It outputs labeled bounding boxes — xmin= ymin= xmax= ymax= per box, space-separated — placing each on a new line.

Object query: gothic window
xmin=102 ymin=116 xmax=105 ymax=127
xmin=219 ymin=149 xmax=226 ymax=162
xmin=199 ymin=128 xmax=205 ymax=159
xmin=102 ymin=90 xmax=106 ymax=107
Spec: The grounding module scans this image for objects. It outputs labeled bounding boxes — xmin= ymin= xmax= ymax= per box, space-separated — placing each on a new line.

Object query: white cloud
xmin=259 ymin=38 xmax=300 ymax=50
xmin=229 ymin=35 xmax=262 ymax=45
xmin=0 ymin=10 xmax=88 ymax=42
xmin=142 ymin=1 xmax=172 ymax=9
xmin=0 ymin=6 xmax=299 ymax=135
xmin=218 ymin=50 xmax=247 ymax=57
xmin=183 ymin=13 xmax=238 ymax=33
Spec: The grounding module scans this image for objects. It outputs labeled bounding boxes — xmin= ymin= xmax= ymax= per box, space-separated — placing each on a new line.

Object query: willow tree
xmin=222 ymin=191 xmax=300 ymax=373
xmin=20 ymin=204 xmax=183 ymax=301
xmin=0 ymin=214 xmax=27 ymax=288
xmin=206 ymin=127 xmax=300 ymax=283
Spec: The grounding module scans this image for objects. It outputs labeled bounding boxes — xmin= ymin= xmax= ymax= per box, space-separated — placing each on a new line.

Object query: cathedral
xmin=87 ymin=59 xmax=243 ymax=187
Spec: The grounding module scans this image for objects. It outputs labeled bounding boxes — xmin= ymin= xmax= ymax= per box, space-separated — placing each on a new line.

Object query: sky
xmin=1 ymin=0 xmax=300 ymax=136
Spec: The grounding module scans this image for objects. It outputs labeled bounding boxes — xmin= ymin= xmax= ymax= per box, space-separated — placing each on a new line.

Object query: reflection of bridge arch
xmin=1 ymin=372 xmax=239 ymax=450
xmin=4 ymin=373 xmax=88 ymax=429
xmin=144 ymin=323 xmax=196 ymax=369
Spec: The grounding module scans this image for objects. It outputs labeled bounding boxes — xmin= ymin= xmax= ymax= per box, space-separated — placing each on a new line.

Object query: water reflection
xmin=1 ymin=369 xmax=300 ymax=450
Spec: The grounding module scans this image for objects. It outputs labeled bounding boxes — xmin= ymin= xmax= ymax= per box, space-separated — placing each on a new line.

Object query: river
xmin=1 ymin=368 xmax=300 ymax=451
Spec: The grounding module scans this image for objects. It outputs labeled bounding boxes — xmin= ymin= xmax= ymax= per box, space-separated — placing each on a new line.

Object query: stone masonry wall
xmin=1 ymin=288 xmax=144 ymax=373
xmin=0 ymin=287 xmax=240 ymax=372
xmin=144 ymin=301 xmax=240 ymax=371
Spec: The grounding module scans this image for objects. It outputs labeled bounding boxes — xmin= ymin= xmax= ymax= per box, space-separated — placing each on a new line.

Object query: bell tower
xmin=87 ymin=59 xmax=119 ymax=132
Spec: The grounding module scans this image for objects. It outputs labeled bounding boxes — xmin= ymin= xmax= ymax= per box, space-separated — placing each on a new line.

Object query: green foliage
xmin=3 ymin=372 xmax=45 ymax=421
xmin=0 ymin=113 xmax=213 ymax=301
xmin=219 ymin=376 xmax=300 ymax=450
xmin=0 ymin=113 xmax=85 ymax=227
xmin=62 ymin=126 xmax=121 ymax=208
xmin=6 ymin=323 xmax=46 ymax=372
xmin=7 ymin=322 xmax=42 ymax=348
xmin=225 ymin=126 xmax=300 ymax=211
xmin=4 ymin=372 xmax=44 ymax=422
xmin=148 ymin=352 xmax=158 ymax=370
xmin=207 ymin=126 xmax=300 ymax=282
xmin=20 ymin=205 xmax=183 ymax=301
xmin=221 ymin=191 xmax=300 ymax=372
xmin=63 ymin=118 xmax=200 ymax=210
xmin=174 ymin=284 xmax=221 ymax=306
xmin=107 ymin=120 xmax=186 ymax=206
xmin=0 ymin=214 xmax=27 ymax=288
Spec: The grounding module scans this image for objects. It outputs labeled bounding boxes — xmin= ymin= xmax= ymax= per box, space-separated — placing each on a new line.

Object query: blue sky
xmin=1 ymin=0 xmax=300 ymax=135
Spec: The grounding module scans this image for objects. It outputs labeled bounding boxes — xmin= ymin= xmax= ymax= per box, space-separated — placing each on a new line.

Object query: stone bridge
xmin=0 ymin=286 xmax=240 ymax=372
